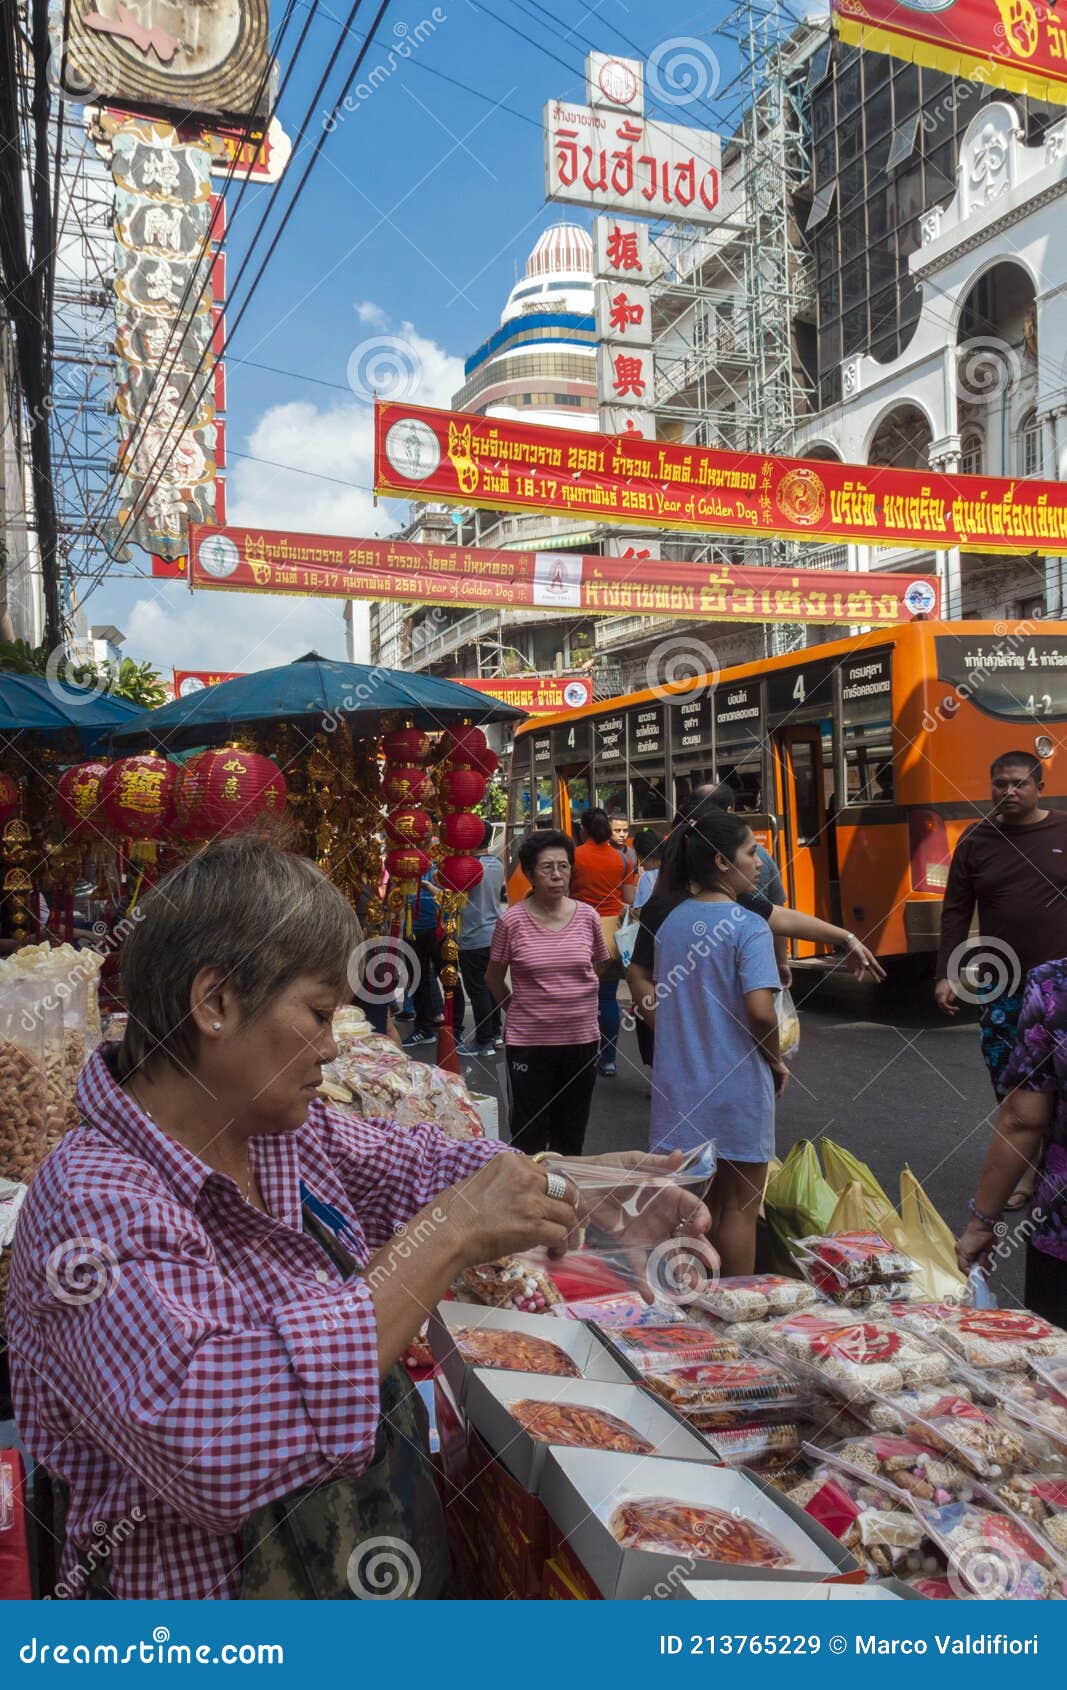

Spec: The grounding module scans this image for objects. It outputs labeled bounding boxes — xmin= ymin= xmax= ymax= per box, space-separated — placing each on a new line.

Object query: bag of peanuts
xmin=0 ymin=982 xmax=49 ymax=1185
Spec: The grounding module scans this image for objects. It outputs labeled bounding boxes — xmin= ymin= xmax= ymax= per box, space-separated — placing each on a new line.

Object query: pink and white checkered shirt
xmin=7 ymin=1044 xmax=504 ymax=1599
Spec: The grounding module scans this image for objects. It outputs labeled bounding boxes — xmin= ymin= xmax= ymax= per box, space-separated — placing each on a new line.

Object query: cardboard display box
xmin=540 ymin=1450 xmax=864 ymax=1599
xmin=675 ymin=1576 xmax=919 ymax=1600
xmin=465 ymin=1369 xmax=717 ymax=1493
xmin=429 ymin=1301 xmax=627 ymax=1407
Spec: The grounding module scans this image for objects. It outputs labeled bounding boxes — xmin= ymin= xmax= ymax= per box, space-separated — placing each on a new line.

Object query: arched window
xmin=960 ymin=429 xmax=983 ymax=476
xmin=1021 ymin=409 xmax=1043 ymax=477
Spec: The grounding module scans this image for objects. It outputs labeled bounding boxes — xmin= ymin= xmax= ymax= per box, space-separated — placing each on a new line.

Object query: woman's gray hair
xmin=116 ymin=835 xmax=361 ymax=1078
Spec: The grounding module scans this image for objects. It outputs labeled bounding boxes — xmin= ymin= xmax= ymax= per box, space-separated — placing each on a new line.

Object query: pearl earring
xmin=211 ymin=1021 xmax=222 ymax=1030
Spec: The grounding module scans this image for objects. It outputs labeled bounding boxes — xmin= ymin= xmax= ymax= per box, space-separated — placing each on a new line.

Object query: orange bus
xmin=505 ymin=619 xmax=1067 ymax=964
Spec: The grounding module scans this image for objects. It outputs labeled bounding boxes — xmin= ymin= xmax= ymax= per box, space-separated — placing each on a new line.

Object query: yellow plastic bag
xmin=764 ymin=1140 xmax=837 ymax=1242
xmin=898 ymin=1165 xmax=966 ymax=1302
xmin=827 ymin=1179 xmax=875 ymax=1237
xmin=820 ymin=1138 xmax=904 ymax=1244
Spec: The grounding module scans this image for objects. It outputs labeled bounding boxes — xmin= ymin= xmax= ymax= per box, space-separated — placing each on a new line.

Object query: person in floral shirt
xmin=956 ymin=958 xmax=1067 ymax=1323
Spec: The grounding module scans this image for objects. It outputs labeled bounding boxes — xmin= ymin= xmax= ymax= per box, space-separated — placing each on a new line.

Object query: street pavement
xmin=456 ymin=965 xmax=1028 ymax=1306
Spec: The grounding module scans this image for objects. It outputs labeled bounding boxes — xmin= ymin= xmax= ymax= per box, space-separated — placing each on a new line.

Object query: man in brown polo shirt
xmin=937 ymin=751 xmax=1067 ymax=1202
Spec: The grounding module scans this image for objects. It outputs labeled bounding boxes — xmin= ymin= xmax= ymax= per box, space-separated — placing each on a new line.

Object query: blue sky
xmin=87 ymin=0 xmax=755 ymax=676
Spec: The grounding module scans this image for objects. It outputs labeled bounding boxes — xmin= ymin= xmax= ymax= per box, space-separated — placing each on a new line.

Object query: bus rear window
xmin=934 ymin=635 xmax=1067 ymax=722
xmin=842 ymin=650 xmax=893 ymax=803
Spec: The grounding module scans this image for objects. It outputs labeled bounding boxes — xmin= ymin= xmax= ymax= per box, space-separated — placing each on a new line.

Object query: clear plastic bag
xmin=605 ymin=1321 xmax=742 ymax=1374
xmin=693 ymin=1272 xmax=821 ymax=1324
xmin=0 ymin=983 xmax=48 ymax=1185
xmin=755 ymin=1308 xmax=952 ymax=1403
xmin=776 ymin=986 xmax=800 ymax=1058
xmin=877 ymin=1388 xmax=1028 ymax=1478
xmin=897 ymin=1302 xmax=1067 ymax=1373
xmin=644 ymin=1356 xmax=815 ymax=1429
xmin=990 ymin=1470 xmax=1067 ymax=1566
xmin=909 ymin=1498 xmax=1063 ymax=1599
xmin=793 ymin=1231 xmax=917 ymax=1296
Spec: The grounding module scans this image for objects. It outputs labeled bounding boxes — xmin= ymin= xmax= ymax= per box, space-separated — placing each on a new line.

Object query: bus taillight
xmin=908 ymin=808 xmax=951 ymax=892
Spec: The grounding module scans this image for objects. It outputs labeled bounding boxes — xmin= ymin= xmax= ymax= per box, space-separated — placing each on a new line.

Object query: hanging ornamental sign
xmin=374 ymin=400 xmax=1067 ymax=557
xmin=833 ymin=0 xmax=1067 ymax=105
xmin=108 ymin=119 xmax=223 ymax=561
xmin=51 ymin=0 xmax=272 ymax=127
xmin=173 ymin=522 xmax=941 ymax=628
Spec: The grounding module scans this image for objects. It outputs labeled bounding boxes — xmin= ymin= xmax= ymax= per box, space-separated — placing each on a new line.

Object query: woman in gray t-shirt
xmin=650 ymin=808 xmax=787 ymax=1276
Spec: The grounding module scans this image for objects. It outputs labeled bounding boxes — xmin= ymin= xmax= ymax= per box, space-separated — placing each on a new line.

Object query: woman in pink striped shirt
xmin=487 ymin=829 xmax=610 ymax=1155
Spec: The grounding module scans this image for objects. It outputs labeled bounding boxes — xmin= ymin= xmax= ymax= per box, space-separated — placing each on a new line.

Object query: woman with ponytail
xmin=647 ymin=806 xmax=785 ymax=1274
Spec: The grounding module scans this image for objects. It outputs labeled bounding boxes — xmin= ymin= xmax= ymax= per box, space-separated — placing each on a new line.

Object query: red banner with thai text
xmin=373 ymin=401 xmax=1067 ymax=555
xmin=177 ymin=523 xmax=941 ymax=627
xmin=834 ymin=0 xmax=1067 ymax=106
xmin=456 ymin=676 xmax=594 ymax=713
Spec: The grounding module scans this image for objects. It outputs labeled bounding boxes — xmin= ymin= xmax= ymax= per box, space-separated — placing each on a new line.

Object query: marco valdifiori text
xmin=856 ymin=1635 xmax=1038 ymax=1656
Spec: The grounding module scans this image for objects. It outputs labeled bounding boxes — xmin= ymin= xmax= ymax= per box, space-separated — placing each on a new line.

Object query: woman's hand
xmin=841 ymin=935 xmax=886 ymax=982
xmin=955 ymin=1216 xmax=996 ymax=1275
xmin=767 ymin=1054 xmax=790 ymax=1099
xmin=437 ymin=1152 xmax=580 ymax=1268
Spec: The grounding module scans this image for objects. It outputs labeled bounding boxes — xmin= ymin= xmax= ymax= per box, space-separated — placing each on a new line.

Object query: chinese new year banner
xmin=833 ymin=0 xmax=1067 ymax=105
xmin=180 ymin=523 xmax=940 ymax=627
xmin=373 ymin=400 xmax=1067 ymax=555
xmin=456 ymin=677 xmax=594 ymax=713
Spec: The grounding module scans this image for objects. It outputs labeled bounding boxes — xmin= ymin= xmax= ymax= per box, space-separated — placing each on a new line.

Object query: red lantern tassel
xmin=436 ymin=992 xmax=459 ymax=1076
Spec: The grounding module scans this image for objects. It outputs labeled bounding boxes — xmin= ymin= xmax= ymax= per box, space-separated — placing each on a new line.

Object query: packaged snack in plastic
xmin=643 ymin=1357 xmax=814 ymax=1430
xmin=794 ymin=1231 xmax=916 ymax=1295
xmin=911 ymin=1499 xmax=1064 ymax=1599
xmin=777 ymin=987 xmax=800 ymax=1059
xmin=454 ymin=1257 xmax=564 ymax=1313
xmin=991 ymin=1470 xmax=1067 ymax=1562
xmin=694 ymin=1273 xmax=821 ymax=1324
xmin=450 ymin=1326 xmax=581 ymax=1376
xmin=969 ymin=1370 xmax=1067 ymax=1459
xmin=707 ymin=1423 xmax=802 ymax=1470
xmin=898 ymin=1303 xmax=1067 ymax=1372
xmin=905 ymin=1573 xmax=959 ymax=1599
xmin=555 ymin=1291 xmax=687 ymax=1328
xmin=883 ymin=1390 xmax=1027 ymax=1478
xmin=868 ymin=1381 xmax=975 ymax=1432
xmin=757 ymin=1309 xmax=951 ymax=1402
xmin=808 ymin=1434 xmax=974 ymax=1506
xmin=509 ymin=1398 xmax=654 ymax=1453
xmin=788 ymin=1469 xmax=937 ymax=1579
xmin=609 ymin=1497 xmax=794 ymax=1566
xmin=605 ymin=1322 xmax=742 ymax=1374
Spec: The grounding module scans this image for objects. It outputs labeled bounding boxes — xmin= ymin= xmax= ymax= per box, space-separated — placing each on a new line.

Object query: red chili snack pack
xmin=509 ymin=1399 xmax=653 ymax=1454
xmin=643 ymin=1358 xmax=813 ymax=1429
xmin=609 ymin=1497 xmax=793 ymax=1567
xmin=606 ymin=1323 xmax=742 ymax=1374
xmin=452 ymin=1326 xmax=581 ymax=1377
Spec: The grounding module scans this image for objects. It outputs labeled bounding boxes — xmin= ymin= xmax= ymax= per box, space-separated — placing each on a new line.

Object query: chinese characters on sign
xmin=594 ymin=218 xmax=655 ymax=436
xmin=179 ymin=521 xmax=940 ymax=628
xmin=374 ymin=399 xmax=1067 ymax=556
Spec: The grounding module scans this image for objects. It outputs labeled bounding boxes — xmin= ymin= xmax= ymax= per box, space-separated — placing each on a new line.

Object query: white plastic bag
xmin=777 ymin=986 xmax=800 ymax=1058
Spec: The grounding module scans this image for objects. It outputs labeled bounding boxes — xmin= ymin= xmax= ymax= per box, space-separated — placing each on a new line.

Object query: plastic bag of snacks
xmin=878 ymin=1389 xmax=1027 ymax=1478
xmin=643 ymin=1357 xmax=815 ymax=1431
xmin=776 ymin=987 xmax=800 ymax=1059
xmin=965 ymin=1369 xmax=1067 ymax=1459
xmin=896 ymin=1303 xmax=1067 ymax=1372
xmin=755 ymin=1309 xmax=951 ymax=1402
xmin=793 ymin=1231 xmax=917 ymax=1300
xmin=706 ymin=1423 xmax=803 ymax=1471
xmin=609 ymin=1497 xmax=794 ymax=1567
xmin=453 ymin=1257 xmax=563 ymax=1313
xmin=604 ymin=1322 xmax=742 ymax=1374
xmin=694 ymin=1273 xmax=821 ymax=1324
xmin=807 ymin=1433 xmax=974 ymax=1506
xmin=910 ymin=1499 xmax=1064 ymax=1599
xmin=786 ymin=1468 xmax=936 ymax=1579
xmin=990 ymin=1470 xmax=1067 ymax=1562
xmin=867 ymin=1380 xmax=975 ymax=1432
xmin=0 ymin=983 xmax=48 ymax=1185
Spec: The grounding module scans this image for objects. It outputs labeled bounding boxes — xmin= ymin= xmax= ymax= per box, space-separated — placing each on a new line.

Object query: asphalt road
xmin=456 ymin=965 xmax=1028 ymax=1306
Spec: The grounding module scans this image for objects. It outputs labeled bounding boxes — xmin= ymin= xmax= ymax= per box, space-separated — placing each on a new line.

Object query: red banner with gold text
xmin=178 ymin=524 xmax=940 ymax=626
xmin=833 ymin=0 xmax=1067 ymax=106
xmin=372 ymin=401 xmax=1067 ymax=555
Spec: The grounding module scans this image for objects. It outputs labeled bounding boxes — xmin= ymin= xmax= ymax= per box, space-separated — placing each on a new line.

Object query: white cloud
xmin=115 ymin=306 xmax=463 ymax=673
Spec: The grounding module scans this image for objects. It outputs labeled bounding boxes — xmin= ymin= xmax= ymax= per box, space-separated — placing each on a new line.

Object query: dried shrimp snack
xmin=608 ymin=1323 xmax=741 ymax=1373
xmin=609 ymin=1497 xmax=793 ymax=1567
xmin=509 ymin=1398 xmax=653 ymax=1453
xmin=451 ymin=1326 xmax=580 ymax=1376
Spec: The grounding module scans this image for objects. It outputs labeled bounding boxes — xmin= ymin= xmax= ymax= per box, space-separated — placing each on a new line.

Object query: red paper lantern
xmin=385 ymin=805 xmax=432 ymax=846
xmin=438 ymin=853 xmax=484 ymax=894
xmin=382 ymin=726 xmax=432 ymax=764
xmin=441 ymin=811 xmax=484 ymax=851
xmin=385 ymin=846 xmax=429 ymax=882
xmin=56 ymin=761 xmax=109 ymax=839
xmin=0 ymin=770 xmax=19 ymax=828
xmin=100 ymin=754 xmax=179 ymax=840
xmin=175 ymin=748 xmax=287 ymax=840
xmin=382 ymin=765 xmax=433 ymax=806
xmin=440 ymin=768 xmax=487 ymax=810
xmin=441 ymin=726 xmax=498 ymax=776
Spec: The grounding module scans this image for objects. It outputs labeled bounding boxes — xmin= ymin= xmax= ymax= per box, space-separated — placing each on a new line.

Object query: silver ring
xmin=544 ymin=1170 xmax=568 ymax=1202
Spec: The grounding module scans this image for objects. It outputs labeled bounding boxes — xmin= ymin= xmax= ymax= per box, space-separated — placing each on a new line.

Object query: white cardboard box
xmin=540 ymin=1449 xmax=862 ymax=1599
xmin=464 ymin=1368 xmax=718 ymax=1492
xmin=427 ymin=1301 xmax=627 ymax=1407
xmin=675 ymin=1576 xmax=917 ymax=1600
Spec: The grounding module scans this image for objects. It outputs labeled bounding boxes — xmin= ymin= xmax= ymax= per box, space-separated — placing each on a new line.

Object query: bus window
xmin=535 ymin=772 xmax=554 ymax=825
xmin=596 ymin=780 xmax=628 ymax=817
xmin=841 ymin=650 xmax=894 ymax=804
xmin=714 ymin=679 xmax=765 ymax=812
xmin=716 ymin=753 xmax=762 ymax=812
xmin=564 ymin=772 xmax=591 ymax=841
xmin=673 ymin=765 xmax=716 ymax=807
xmin=631 ymin=771 xmax=668 ymax=822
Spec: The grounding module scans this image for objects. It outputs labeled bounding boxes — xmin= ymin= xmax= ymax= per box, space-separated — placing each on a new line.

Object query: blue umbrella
xmin=108 ymin=652 xmax=526 ymax=752
xmin=0 ymin=671 xmax=146 ymax=753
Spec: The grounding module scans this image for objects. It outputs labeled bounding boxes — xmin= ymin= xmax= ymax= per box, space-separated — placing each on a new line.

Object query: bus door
xmin=775 ymin=724 xmax=834 ymax=945
xmin=552 ymin=715 xmax=593 ymax=844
